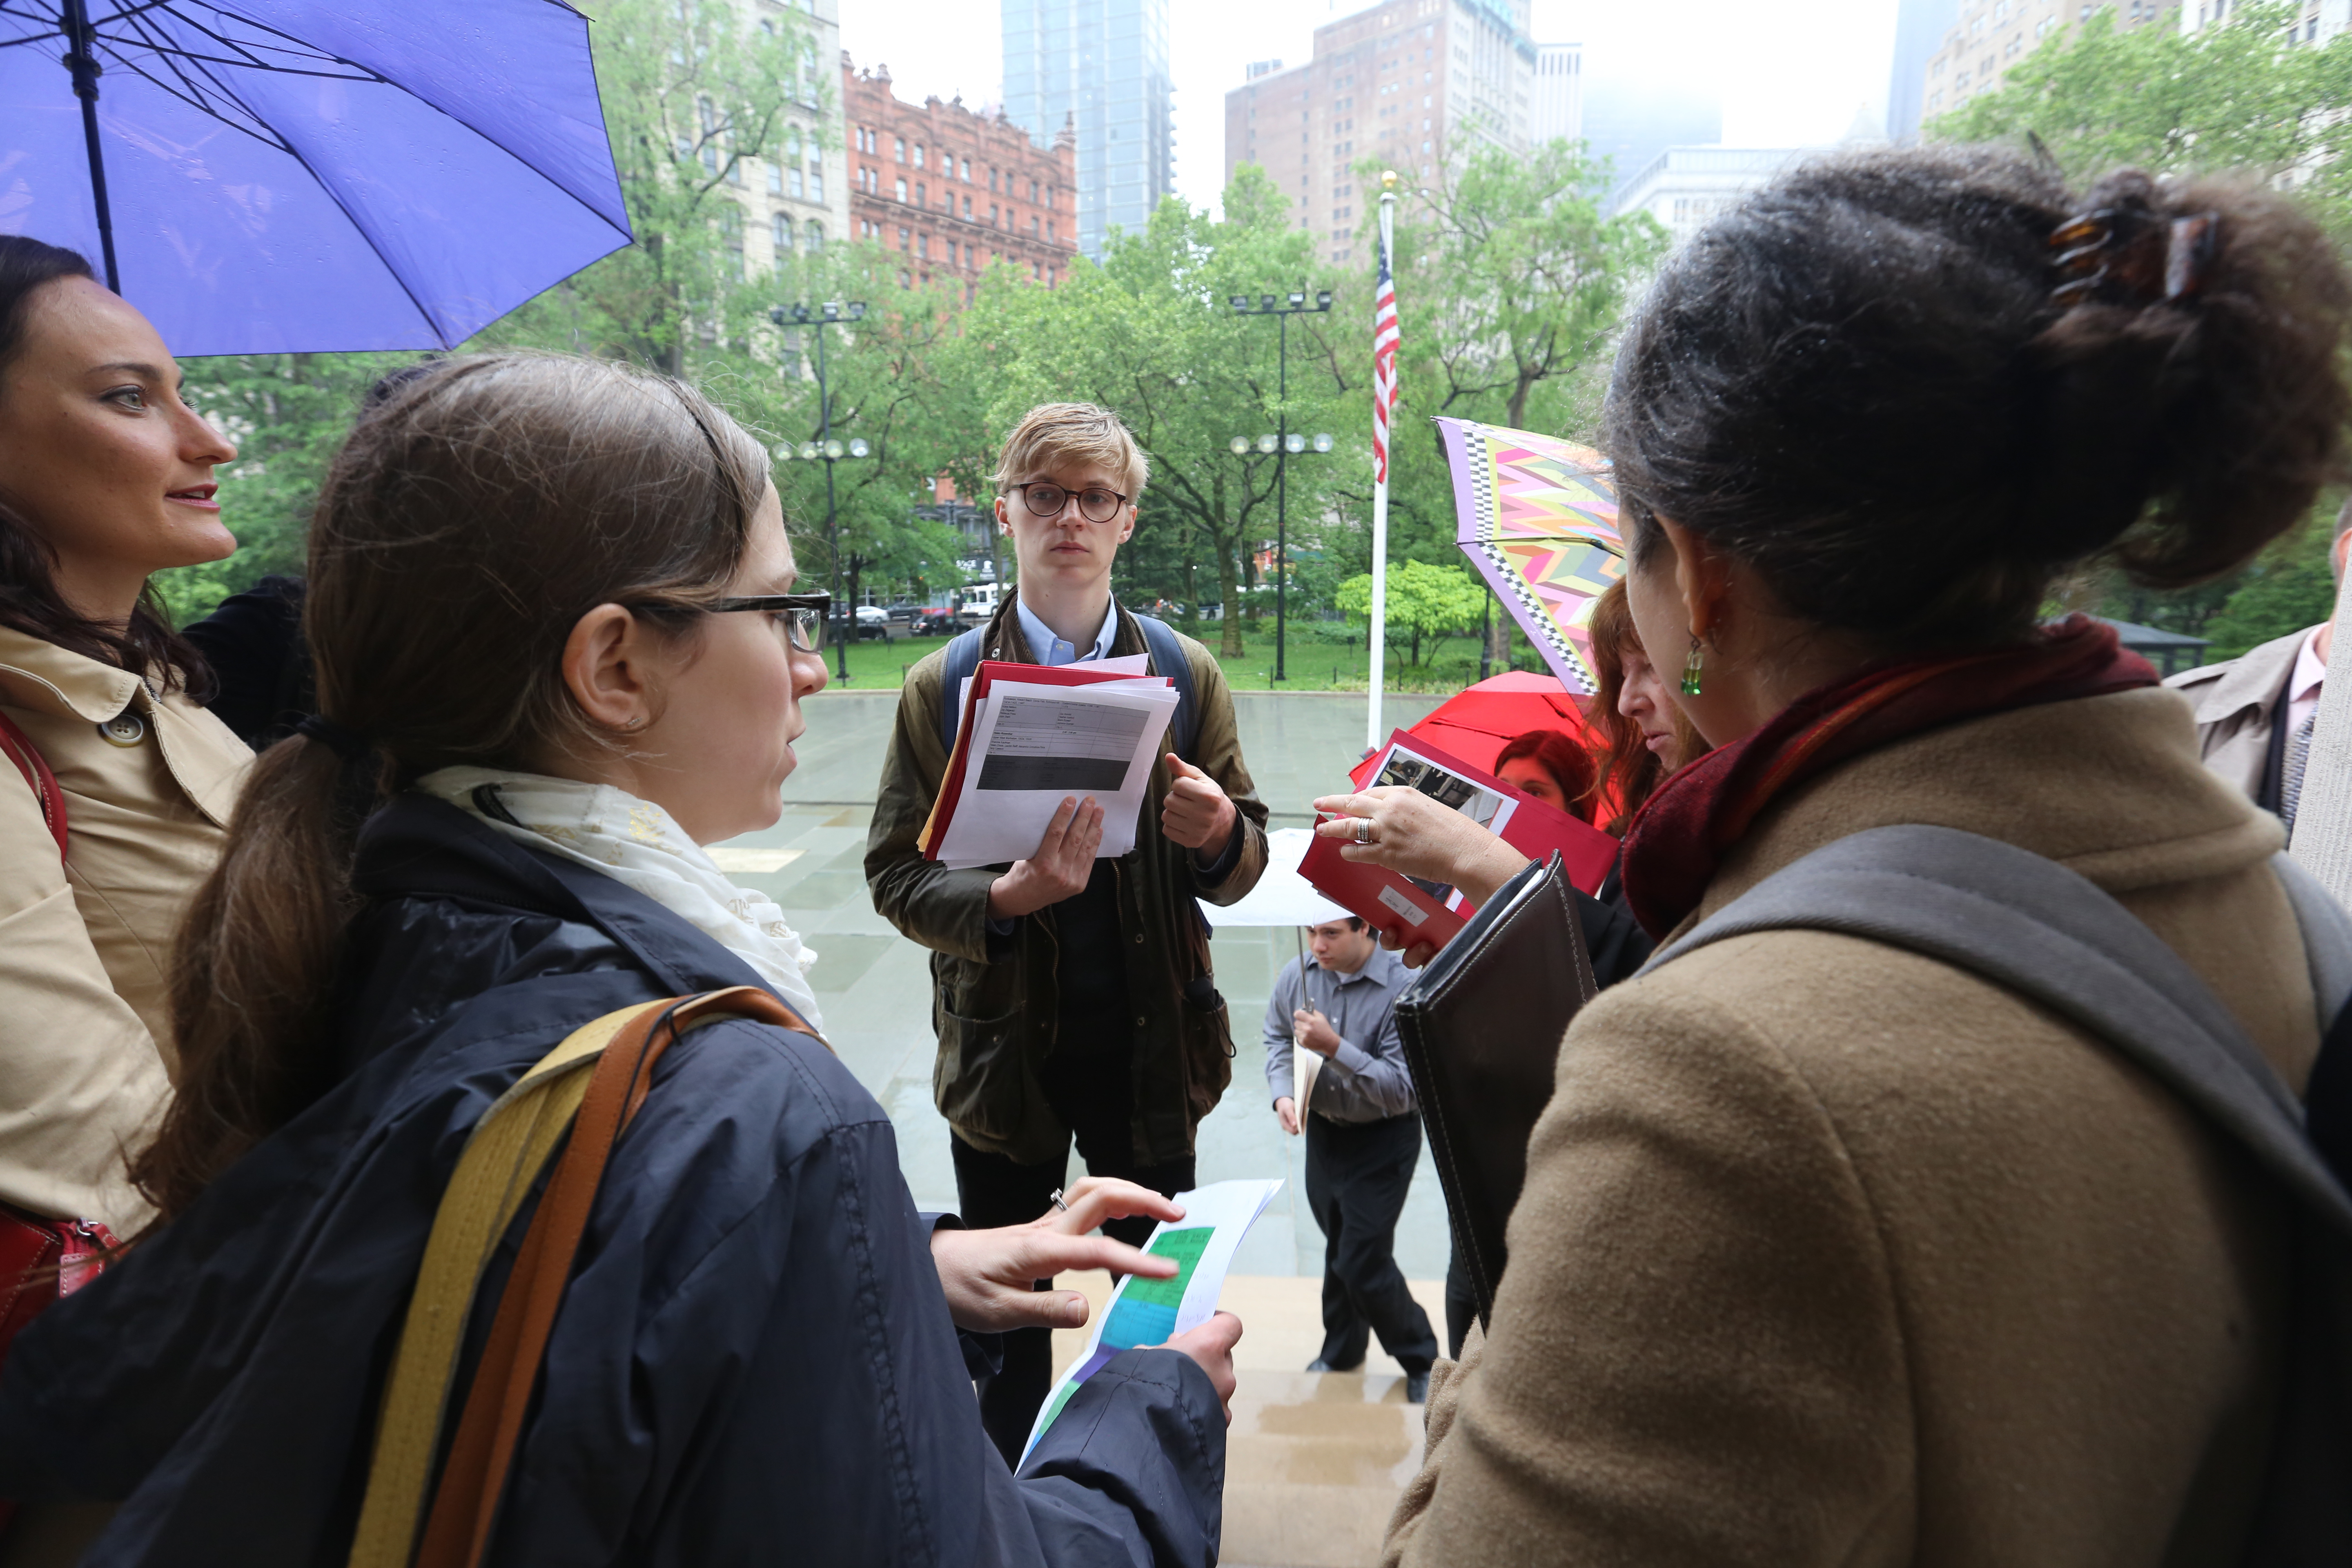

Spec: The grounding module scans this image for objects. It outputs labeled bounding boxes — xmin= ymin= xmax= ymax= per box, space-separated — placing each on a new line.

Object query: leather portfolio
xmin=1394 ymin=851 xmax=1598 ymax=1332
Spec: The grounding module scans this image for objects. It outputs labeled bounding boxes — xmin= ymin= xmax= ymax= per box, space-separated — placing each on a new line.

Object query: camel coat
xmin=1384 ymin=686 xmax=2316 ymax=1567
xmin=0 ymin=626 xmax=250 ymax=1232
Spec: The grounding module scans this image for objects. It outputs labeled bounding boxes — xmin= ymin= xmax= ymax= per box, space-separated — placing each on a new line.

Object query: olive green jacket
xmin=864 ymin=597 xmax=1269 ymax=1167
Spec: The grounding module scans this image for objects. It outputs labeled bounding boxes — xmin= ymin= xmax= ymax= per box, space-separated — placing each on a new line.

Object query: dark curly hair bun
xmin=1604 ymin=146 xmax=2352 ymax=650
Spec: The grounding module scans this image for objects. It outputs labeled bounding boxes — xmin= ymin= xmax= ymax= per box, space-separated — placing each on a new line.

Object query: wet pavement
xmin=720 ymin=688 xmax=1453 ymax=1566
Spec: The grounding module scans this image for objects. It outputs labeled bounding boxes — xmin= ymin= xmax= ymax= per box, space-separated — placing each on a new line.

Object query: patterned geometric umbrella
xmin=1437 ymin=416 xmax=1624 ymax=695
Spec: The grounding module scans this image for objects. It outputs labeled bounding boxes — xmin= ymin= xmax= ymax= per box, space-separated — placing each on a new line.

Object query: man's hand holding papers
xmin=922 ymin=658 xmax=1184 ymax=872
xmin=985 ymin=795 xmax=1105 ymax=919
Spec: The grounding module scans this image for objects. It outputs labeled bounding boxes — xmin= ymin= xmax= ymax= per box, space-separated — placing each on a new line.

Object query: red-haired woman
xmin=1492 ymin=728 xmax=1597 ymax=820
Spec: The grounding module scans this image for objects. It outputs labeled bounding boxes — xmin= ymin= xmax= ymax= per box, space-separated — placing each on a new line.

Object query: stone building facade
xmin=722 ymin=0 xmax=850 ymax=278
xmin=842 ymin=57 xmax=1078 ymax=296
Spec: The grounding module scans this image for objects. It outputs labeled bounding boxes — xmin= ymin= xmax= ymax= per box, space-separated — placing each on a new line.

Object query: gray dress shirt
xmin=1262 ymin=946 xmax=1417 ymax=1123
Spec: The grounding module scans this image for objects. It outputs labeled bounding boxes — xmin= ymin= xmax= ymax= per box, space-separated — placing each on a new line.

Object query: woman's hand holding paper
xmin=1312 ymin=787 xmax=1531 ymax=906
xmin=929 ymin=1176 xmax=1185 ymax=1332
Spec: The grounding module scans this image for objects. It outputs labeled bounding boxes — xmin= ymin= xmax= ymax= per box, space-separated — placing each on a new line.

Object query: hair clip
xmin=2051 ymin=206 xmax=2221 ymax=309
xmin=2164 ymin=213 xmax=2221 ymax=303
xmin=2049 ymin=209 xmax=2117 ymax=307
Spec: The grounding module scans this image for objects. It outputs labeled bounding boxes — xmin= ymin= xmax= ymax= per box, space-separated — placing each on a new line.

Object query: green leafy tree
xmin=1335 ymin=559 xmax=1485 ymax=668
xmin=2196 ymin=514 xmax=2341 ymax=659
xmin=1931 ymin=3 xmax=2352 ymax=239
xmin=152 ymin=352 xmax=432 ymax=619
xmin=1353 ymin=140 xmax=1668 ymax=673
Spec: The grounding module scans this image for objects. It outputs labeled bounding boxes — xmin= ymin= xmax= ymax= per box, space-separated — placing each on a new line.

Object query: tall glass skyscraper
xmin=1001 ymin=0 xmax=1172 ymax=259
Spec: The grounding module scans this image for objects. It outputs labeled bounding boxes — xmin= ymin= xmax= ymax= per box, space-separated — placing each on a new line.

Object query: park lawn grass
xmin=811 ymin=620 xmax=1530 ymax=693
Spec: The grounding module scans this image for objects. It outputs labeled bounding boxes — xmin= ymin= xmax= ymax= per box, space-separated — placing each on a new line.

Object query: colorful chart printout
xmin=1021 ymin=1179 xmax=1280 ymax=1460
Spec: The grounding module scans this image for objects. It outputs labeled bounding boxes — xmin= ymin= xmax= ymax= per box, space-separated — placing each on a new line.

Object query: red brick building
xmin=843 ymin=56 xmax=1078 ymax=296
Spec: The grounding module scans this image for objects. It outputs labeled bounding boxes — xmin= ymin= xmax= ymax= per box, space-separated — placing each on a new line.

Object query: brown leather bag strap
xmin=412 ymin=985 xmax=799 ymax=1568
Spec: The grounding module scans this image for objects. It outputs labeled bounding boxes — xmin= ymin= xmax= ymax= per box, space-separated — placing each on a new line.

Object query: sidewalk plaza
xmin=725 ymin=687 xmax=1443 ymax=1567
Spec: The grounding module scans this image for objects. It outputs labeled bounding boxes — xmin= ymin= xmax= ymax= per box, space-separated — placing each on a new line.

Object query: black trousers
xmin=1305 ymin=1110 xmax=1437 ymax=1374
xmin=950 ymin=1005 xmax=1194 ymax=1469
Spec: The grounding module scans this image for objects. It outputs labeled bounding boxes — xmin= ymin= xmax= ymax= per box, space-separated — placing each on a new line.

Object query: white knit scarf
xmin=415 ymin=766 xmax=824 ymax=1032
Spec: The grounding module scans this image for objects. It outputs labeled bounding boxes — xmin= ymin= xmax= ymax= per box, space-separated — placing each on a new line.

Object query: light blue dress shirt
xmin=1014 ymin=592 xmax=1119 ymax=666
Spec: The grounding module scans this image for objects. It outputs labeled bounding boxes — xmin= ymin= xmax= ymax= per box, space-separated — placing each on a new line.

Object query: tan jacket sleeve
xmin=864 ymin=661 xmax=1005 ymax=965
xmin=0 ymin=768 xmax=167 ymax=1233
xmin=1382 ymin=981 xmax=1913 ymax=1566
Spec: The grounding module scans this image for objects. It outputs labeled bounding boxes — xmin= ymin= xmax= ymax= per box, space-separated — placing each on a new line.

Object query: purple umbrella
xmin=1 ymin=0 xmax=631 ymax=354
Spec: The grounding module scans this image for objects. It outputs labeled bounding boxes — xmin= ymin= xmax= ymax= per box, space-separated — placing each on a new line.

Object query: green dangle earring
xmin=1681 ymin=635 xmax=1704 ymax=698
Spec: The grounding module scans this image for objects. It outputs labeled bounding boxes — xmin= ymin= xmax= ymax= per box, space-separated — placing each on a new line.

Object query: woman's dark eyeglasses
xmin=710 ymin=592 xmax=830 ymax=652
xmin=1015 ymin=482 xmax=1127 ymax=524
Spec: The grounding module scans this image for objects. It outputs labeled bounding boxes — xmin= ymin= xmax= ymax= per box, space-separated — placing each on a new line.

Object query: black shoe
xmin=1404 ymin=1370 xmax=1430 ymax=1403
xmin=1305 ymin=1355 xmax=1363 ymax=1374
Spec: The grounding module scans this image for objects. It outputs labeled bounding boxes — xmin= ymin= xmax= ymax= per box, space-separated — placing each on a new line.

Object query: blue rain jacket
xmin=0 ymin=795 xmax=1225 ymax=1566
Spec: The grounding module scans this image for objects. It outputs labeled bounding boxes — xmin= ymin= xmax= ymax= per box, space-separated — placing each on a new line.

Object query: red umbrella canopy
xmin=1350 ymin=672 xmax=1595 ymax=788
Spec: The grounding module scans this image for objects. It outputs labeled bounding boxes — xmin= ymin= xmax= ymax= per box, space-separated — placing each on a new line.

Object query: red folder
xmin=918 ymin=660 xmax=1175 ymax=862
xmin=1298 ymin=730 xmax=1620 ymax=950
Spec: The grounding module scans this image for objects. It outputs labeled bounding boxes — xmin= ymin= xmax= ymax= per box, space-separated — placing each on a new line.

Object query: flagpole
xmin=1368 ymin=171 xmax=1398 ymax=754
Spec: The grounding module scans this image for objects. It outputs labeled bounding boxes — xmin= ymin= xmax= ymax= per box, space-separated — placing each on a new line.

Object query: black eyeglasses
xmin=710 ymin=591 xmax=830 ymax=652
xmin=1014 ymin=482 xmax=1128 ymax=523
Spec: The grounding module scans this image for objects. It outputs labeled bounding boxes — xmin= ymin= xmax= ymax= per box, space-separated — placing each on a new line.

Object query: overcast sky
xmin=837 ymin=0 xmax=1901 ymax=218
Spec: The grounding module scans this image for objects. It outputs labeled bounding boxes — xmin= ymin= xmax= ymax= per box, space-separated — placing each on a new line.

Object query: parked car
xmin=885 ymin=601 xmax=922 ymax=625
xmin=912 ymin=607 xmax=958 ymax=637
xmin=829 ymin=606 xmax=891 ymax=644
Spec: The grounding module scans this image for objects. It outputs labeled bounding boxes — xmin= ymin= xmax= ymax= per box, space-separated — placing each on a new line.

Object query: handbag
xmin=1392 ymin=851 xmax=1597 ymax=1333
xmin=348 ymin=986 xmax=822 ymax=1568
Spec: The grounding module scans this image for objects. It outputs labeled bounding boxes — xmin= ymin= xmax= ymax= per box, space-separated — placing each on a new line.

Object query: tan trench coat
xmin=2165 ymin=626 xmax=2310 ymax=804
xmin=1385 ymin=686 xmax=2315 ymax=1567
xmin=0 ymin=626 xmax=250 ymax=1232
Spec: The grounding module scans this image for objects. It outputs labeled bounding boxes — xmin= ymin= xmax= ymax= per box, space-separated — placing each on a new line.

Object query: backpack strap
xmin=1134 ymin=613 xmax=1199 ymax=764
xmin=935 ymin=613 xmax=1200 ymax=763
xmin=350 ymin=985 xmax=815 ymax=1568
xmin=937 ymin=627 xmax=986 ymax=755
xmin=2272 ymin=850 xmax=2352 ymax=1033
xmin=1641 ymin=823 xmax=2352 ymax=1239
xmin=0 ymin=710 xmax=65 ymax=860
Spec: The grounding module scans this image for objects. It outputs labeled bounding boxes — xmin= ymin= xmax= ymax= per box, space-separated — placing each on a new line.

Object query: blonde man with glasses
xmin=867 ymin=402 xmax=1271 ymax=1464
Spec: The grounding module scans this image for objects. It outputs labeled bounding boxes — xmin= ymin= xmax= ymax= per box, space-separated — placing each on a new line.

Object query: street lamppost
xmin=1226 ymin=431 xmax=1334 ymax=669
xmin=771 ymin=299 xmax=867 ymax=681
xmin=1229 ymin=287 xmax=1332 ymax=682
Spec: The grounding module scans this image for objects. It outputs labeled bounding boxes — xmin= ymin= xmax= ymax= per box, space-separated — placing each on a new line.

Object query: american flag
xmin=1372 ymin=219 xmax=1400 ymax=485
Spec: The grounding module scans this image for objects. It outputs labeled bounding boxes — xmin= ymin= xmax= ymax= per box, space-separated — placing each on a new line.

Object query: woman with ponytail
xmin=0 ymin=354 xmax=1236 ymax=1566
xmin=0 ymin=237 xmax=248 ymax=1236
xmin=1381 ymin=149 xmax=2352 ymax=1564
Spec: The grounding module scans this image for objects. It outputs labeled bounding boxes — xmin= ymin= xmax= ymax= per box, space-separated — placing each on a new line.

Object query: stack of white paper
xmin=934 ymin=674 xmax=1180 ymax=869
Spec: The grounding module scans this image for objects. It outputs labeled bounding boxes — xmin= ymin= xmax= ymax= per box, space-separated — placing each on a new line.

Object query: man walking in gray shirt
xmin=1266 ymin=917 xmax=1439 ymax=1401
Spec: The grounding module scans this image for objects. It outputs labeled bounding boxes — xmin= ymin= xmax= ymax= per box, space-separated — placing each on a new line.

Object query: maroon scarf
xmin=1619 ymin=615 xmax=2159 ymax=937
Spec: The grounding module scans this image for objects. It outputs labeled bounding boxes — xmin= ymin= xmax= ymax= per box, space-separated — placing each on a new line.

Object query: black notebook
xmin=1393 ymin=852 xmax=1599 ymax=1333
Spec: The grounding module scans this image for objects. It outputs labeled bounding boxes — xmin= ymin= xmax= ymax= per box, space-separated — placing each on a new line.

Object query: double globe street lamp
xmin=1230 ymin=289 xmax=1332 ymax=682
xmin=771 ymin=300 xmax=869 ymax=680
